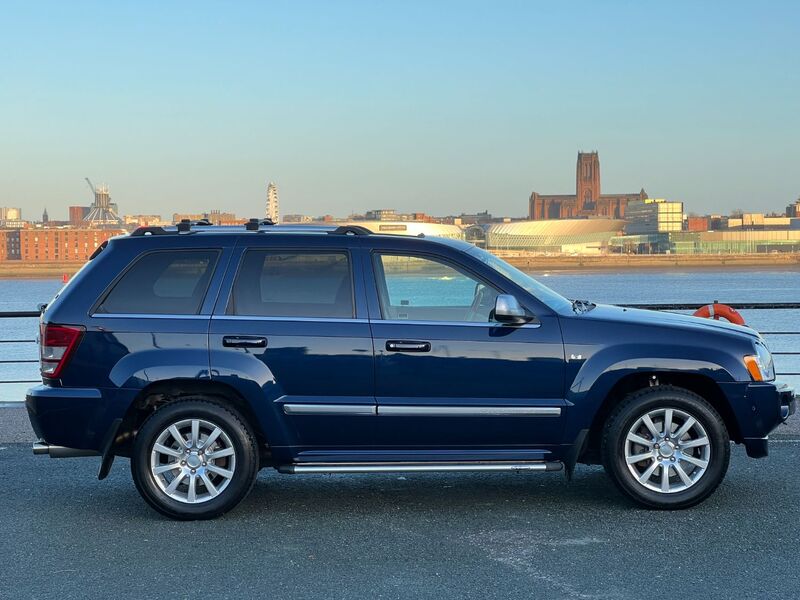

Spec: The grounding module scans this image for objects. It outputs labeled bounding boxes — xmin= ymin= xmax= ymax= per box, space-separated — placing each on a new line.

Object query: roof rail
xmin=246 ymin=218 xmax=276 ymax=231
xmin=329 ymin=225 xmax=372 ymax=236
xmin=130 ymin=226 xmax=169 ymax=236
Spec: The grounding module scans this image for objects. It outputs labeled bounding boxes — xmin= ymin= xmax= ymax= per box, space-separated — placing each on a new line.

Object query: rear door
xmin=209 ymin=237 xmax=375 ymax=463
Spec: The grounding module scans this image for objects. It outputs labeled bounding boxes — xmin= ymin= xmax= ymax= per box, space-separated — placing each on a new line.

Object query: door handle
xmin=386 ymin=340 xmax=431 ymax=353
xmin=223 ymin=336 xmax=268 ymax=348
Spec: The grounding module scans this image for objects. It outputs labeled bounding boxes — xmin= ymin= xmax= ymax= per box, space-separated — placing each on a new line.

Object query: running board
xmin=278 ymin=461 xmax=563 ymax=474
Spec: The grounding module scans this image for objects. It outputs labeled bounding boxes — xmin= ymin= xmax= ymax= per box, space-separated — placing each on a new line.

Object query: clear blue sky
xmin=1 ymin=0 xmax=798 ymax=220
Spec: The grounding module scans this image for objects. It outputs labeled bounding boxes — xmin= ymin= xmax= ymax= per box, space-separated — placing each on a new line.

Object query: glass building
xmin=610 ymin=230 xmax=800 ymax=254
xmin=625 ymin=199 xmax=684 ymax=234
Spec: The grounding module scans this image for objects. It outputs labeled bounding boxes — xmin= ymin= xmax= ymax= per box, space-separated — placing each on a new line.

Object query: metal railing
xmin=0 ymin=303 xmax=798 ymax=397
xmin=0 ymin=310 xmax=41 ymax=387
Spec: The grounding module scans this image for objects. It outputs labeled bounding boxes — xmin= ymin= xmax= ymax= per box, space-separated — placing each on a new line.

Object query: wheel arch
xmin=580 ymin=371 xmax=742 ymax=464
xmin=113 ymin=378 xmax=268 ymax=458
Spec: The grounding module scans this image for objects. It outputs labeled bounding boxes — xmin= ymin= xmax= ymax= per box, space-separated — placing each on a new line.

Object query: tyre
xmin=131 ymin=397 xmax=259 ymax=520
xmin=601 ymin=385 xmax=730 ymax=509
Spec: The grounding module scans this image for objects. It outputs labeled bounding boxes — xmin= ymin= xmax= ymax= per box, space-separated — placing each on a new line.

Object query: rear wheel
xmin=131 ymin=397 xmax=259 ymax=520
xmin=601 ymin=385 xmax=730 ymax=509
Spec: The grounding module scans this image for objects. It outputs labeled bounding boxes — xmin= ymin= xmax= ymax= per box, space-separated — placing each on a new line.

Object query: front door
xmin=367 ymin=250 xmax=565 ymax=460
xmin=209 ymin=243 xmax=375 ymax=463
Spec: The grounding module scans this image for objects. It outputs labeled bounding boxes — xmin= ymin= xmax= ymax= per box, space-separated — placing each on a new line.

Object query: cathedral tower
xmin=576 ymin=151 xmax=601 ymax=215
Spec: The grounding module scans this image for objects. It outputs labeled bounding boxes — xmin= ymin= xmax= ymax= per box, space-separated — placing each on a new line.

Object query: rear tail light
xmin=40 ymin=323 xmax=84 ymax=378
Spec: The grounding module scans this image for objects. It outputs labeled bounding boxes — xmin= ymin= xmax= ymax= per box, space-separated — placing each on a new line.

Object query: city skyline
xmin=1 ymin=2 xmax=798 ymax=219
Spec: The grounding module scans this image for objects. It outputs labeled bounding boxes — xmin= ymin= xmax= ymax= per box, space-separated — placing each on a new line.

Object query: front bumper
xmin=778 ymin=383 xmax=796 ymax=421
xmin=732 ymin=381 xmax=795 ymax=458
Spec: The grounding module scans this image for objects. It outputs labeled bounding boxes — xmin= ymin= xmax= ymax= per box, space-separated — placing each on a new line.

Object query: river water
xmin=1 ymin=270 xmax=797 ymax=403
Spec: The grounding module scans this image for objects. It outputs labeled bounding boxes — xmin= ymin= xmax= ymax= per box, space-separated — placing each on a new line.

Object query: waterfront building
xmin=686 ymin=216 xmax=710 ymax=232
xmin=364 ymin=209 xmax=398 ymax=221
xmin=0 ymin=230 xmax=21 ymax=260
xmin=266 ymin=182 xmax=280 ymax=223
xmin=69 ymin=206 xmax=90 ymax=226
xmin=0 ymin=207 xmax=22 ymax=221
xmin=611 ymin=229 xmax=800 ymax=255
xmin=485 ymin=219 xmax=626 ymax=254
xmin=727 ymin=214 xmax=792 ymax=229
xmin=0 ymin=228 xmax=126 ymax=262
xmin=283 ymin=214 xmax=314 ymax=223
xmin=357 ymin=209 xmax=438 ymax=223
xmin=786 ymin=199 xmax=800 ymax=218
xmin=0 ymin=207 xmax=25 ymax=228
xmin=624 ymin=199 xmax=683 ymax=234
xmin=449 ymin=211 xmax=494 ymax=225
xmin=172 ymin=211 xmax=242 ymax=225
xmin=123 ymin=214 xmax=166 ymax=227
xmin=172 ymin=213 xmax=207 ymax=223
xmin=529 ymin=152 xmax=647 ymax=220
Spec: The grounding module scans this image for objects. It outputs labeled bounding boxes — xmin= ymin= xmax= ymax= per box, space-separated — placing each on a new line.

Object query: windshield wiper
xmin=571 ymin=299 xmax=596 ymax=314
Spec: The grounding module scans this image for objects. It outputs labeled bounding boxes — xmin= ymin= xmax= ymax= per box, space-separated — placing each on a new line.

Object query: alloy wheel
xmin=149 ymin=418 xmax=237 ymax=504
xmin=624 ymin=407 xmax=711 ymax=494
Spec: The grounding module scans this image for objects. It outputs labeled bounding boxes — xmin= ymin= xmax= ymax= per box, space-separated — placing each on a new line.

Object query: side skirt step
xmin=278 ymin=461 xmax=563 ymax=474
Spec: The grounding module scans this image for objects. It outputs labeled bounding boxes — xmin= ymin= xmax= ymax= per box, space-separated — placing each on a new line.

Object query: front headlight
xmin=744 ymin=339 xmax=775 ymax=382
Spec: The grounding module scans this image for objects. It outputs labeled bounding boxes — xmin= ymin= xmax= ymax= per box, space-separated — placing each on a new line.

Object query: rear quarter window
xmin=95 ymin=250 xmax=220 ymax=315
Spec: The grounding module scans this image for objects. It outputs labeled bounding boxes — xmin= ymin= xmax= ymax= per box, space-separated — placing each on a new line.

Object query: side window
xmin=229 ymin=251 xmax=353 ymax=318
xmin=97 ymin=250 xmax=219 ymax=315
xmin=374 ymin=254 xmax=500 ymax=322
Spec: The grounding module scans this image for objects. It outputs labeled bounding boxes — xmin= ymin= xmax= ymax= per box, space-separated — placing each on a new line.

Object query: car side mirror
xmin=492 ymin=294 xmax=533 ymax=324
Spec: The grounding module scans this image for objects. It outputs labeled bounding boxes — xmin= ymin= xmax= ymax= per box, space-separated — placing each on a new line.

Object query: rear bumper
xmin=26 ymin=384 xmax=129 ymax=454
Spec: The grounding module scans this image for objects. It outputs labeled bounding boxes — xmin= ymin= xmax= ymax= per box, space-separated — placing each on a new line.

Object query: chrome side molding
xmin=282 ymin=404 xmax=376 ymax=416
xmin=377 ymin=406 xmax=561 ymax=417
xmin=279 ymin=461 xmax=563 ymax=474
xmin=282 ymin=404 xmax=561 ymax=417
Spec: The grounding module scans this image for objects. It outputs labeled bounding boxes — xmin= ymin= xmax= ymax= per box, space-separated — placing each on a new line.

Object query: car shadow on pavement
xmin=235 ymin=467 xmax=631 ymax=516
xmin=16 ymin=445 xmax=790 ymax=522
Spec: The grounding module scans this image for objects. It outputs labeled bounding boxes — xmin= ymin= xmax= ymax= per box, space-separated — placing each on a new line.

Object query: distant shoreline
xmin=0 ymin=262 xmax=86 ymax=279
xmin=501 ymin=253 xmax=800 ymax=272
xmin=0 ymin=253 xmax=799 ymax=279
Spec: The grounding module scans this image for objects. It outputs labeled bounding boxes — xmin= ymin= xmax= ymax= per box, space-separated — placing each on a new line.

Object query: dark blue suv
xmin=27 ymin=222 xmax=795 ymax=519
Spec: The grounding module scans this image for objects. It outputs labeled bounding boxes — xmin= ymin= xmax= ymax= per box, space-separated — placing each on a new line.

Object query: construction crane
xmin=84 ymin=178 xmax=96 ymax=201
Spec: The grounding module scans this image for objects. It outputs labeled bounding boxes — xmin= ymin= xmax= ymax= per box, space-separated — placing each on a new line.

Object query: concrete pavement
xmin=1 ymin=406 xmax=798 ymax=600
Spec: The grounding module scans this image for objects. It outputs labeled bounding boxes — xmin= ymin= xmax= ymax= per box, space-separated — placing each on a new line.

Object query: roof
xmin=126 ymin=221 xmax=470 ymax=251
xmin=486 ymin=218 xmax=626 ymax=236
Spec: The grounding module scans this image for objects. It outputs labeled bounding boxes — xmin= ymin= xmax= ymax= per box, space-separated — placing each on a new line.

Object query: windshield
xmin=466 ymin=246 xmax=572 ymax=312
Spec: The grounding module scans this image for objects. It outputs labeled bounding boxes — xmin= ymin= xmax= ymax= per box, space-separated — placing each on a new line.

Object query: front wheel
xmin=601 ymin=386 xmax=730 ymax=509
xmin=131 ymin=397 xmax=259 ymax=520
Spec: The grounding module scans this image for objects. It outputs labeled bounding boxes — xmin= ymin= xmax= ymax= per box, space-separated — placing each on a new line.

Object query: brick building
xmin=69 ymin=206 xmax=91 ymax=226
xmin=686 ymin=216 xmax=710 ymax=232
xmin=172 ymin=211 xmax=243 ymax=226
xmin=3 ymin=229 xmax=126 ymax=262
xmin=529 ymin=152 xmax=647 ymax=220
